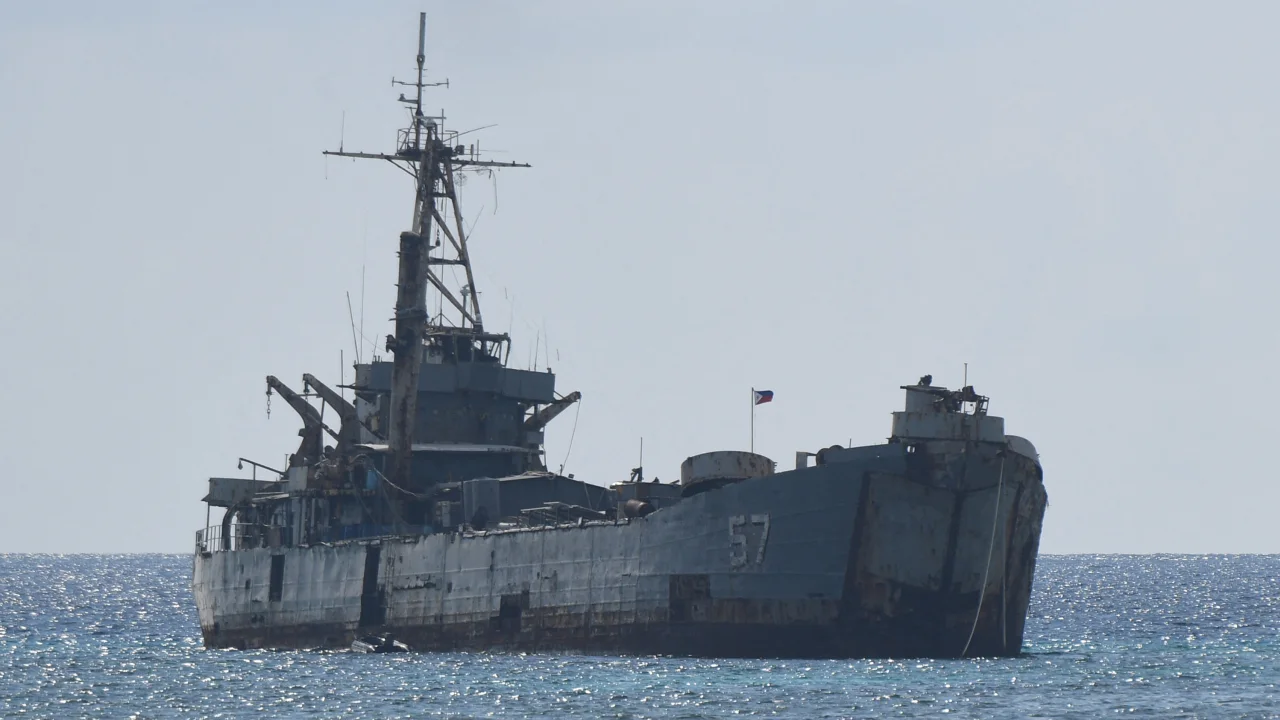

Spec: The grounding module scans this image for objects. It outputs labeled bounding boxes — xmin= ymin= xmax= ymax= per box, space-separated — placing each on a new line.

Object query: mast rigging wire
xmin=558 ymin=397 xmax=582 ymax=478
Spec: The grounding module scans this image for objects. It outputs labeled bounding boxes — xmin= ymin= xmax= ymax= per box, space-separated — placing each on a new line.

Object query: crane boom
xmin=267 ymin=375 xmax=324 ymax=427
xmin=301 ymin=373 xmax=354 ymax=419
xmin=266 ymin=375 xmax=338 ymax=467
xmin=524 ymin=391 xmax=582 ymax=432
xmin=302 ymin=373 xmax=380 ymax=447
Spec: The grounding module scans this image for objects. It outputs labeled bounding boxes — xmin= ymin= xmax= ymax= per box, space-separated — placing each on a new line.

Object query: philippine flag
xmin=753 ymin=389 xmax=774 ymax=405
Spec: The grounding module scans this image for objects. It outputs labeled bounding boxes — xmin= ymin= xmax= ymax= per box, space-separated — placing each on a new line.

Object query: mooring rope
xmin=1002 ymin=536 xmax=1009 ymax=651
xmin=961 ymin=454 xmax=1005 ymax=658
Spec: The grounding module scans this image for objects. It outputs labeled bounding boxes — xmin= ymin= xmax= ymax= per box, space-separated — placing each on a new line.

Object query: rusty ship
xmin=191 ymin=14 xmax=1048 ymax=658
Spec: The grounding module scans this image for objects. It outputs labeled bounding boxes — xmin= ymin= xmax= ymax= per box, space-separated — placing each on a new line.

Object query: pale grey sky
xmin=1 ymin=2 xmax=1276 ymax=553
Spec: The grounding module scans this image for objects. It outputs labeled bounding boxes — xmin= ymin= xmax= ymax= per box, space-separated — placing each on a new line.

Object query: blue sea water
xmin=0 ymin=555 xmax=1277 ymax=719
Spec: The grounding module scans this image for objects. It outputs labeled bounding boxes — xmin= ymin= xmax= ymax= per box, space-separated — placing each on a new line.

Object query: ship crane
xmin=265 ymin=375 xmax=338 ymax=467
xmin=524 ymin=391 xmax=581 ymax=471
xmin=302 ymin=373 xmax=383 ymax=448
xmin=524 ymin=391 xmax=581 ymax=433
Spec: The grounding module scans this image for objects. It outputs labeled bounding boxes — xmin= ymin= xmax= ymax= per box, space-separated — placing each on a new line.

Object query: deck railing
xmin=196 ymin=523 xmax=291 ymax=554
xmin=195 ymin=522 xmax=440 ymax=554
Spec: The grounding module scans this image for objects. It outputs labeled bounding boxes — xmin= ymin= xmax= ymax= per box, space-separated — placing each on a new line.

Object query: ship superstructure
xmin=192 ymin=15 xmax=1047 ymax=658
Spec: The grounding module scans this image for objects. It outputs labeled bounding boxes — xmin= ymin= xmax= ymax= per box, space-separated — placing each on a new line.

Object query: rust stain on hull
xmin=197 ymin=447 xmax=1047 ymax=659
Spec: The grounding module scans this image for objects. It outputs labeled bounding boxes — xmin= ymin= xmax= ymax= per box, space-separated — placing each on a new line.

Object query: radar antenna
xmin=324 ymin=13 xmax=528 ymax=341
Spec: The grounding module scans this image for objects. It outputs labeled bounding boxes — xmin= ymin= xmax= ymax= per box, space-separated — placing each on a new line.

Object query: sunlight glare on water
xmin=1 ymin=555 xmax=1277 ymax=718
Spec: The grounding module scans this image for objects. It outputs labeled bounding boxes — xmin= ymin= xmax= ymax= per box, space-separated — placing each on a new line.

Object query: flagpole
xmin=750 ymin=387 xmax=755 ymax=453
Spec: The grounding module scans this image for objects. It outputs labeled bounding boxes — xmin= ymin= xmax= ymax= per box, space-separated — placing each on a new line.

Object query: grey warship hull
xmin=194 ymin=440 xmax=1045 ymax=658
xmin=191 ymin=14 xmax=1047 ymax=659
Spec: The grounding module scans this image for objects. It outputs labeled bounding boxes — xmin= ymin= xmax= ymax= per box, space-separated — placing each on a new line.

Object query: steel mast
xmin=323 ymin=13 xmax=528 ymax=492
